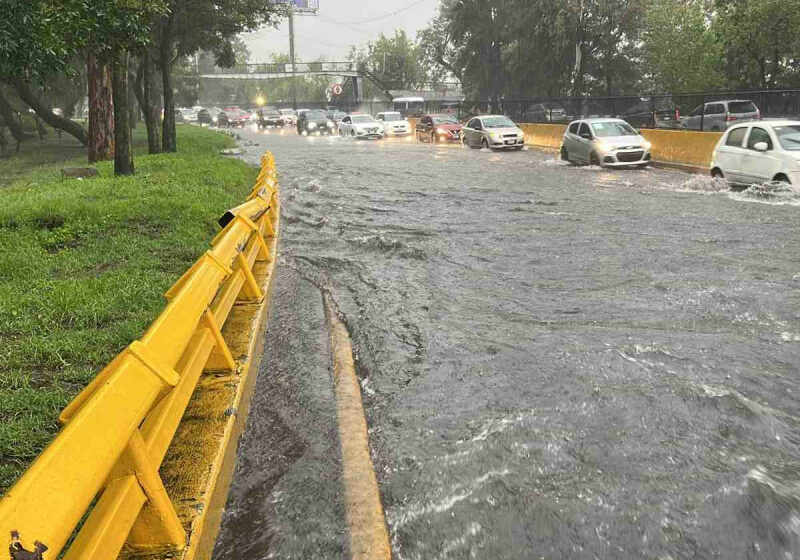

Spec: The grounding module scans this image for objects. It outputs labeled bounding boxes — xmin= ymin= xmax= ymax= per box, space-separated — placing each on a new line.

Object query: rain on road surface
xmin=214 ymin=127 xmax=800 ymax=560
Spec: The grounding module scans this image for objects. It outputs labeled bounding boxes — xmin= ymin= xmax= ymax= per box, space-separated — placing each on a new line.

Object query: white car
xmin=279 ymin=108 xmax=297 ymax=126
xmin=180 ymin=108 xmax=198 ymax=123
xmin=338 ymin=114 xmax=385 ymax=139
xmin=375 ymin=111 xmax=411 ymax=135
xmin=711 ymin=120 xmax=800 ymax=185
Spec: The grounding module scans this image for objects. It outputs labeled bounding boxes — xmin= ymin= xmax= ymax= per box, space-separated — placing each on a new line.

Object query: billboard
xmin=291 ymin=0 xmax=319 ymax=12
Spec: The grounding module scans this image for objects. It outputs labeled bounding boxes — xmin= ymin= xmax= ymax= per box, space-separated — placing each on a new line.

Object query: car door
xmin=741 ymin=126 xmax=781 ymax=183
xmin=715 ymin=126 xmax=748 ymax=182
xmin=564 ymin=122 xmax=580 ymax=155
xmin=575 ymin=122 xmax=592 ymax=162
xmin=340 ymin=116 xmax=352 ymax=135
xmin=416 ymin=116 xmax=431 ymax=138
xmin=704 ymin=103 xmax=725 ymax=131
xmin=463 ymin=118 xmax=477 ymax=146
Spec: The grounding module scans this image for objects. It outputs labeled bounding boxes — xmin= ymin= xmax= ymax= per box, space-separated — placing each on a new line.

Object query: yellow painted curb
xmin=323 ymin=296 xmax=392 ymax=560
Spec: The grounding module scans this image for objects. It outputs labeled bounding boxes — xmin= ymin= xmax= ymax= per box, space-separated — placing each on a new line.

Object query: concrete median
xmin=518 ymin=122 xmax=722 ymax=171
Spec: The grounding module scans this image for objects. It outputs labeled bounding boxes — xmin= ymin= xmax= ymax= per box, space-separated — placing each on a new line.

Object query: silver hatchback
xmin=561 ymin=118 xmax=652 ymax=167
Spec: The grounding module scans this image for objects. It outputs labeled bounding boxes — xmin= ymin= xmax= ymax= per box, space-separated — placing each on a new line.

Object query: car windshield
xmin=482 ymin=116 xmax=515 ymax=128
xmin=382 ymin=113 xmax=403 ymax=121
xmin=351 ymin=115 xmax=374 ymax=123
xmin=280 ymin=109 xmax=295 ymax=115
xmin=432 ymin=115 xmax=458 ymax=125
xmin=264 ymin=110 xmax=280 ymax=116
xmin=591 ymin=121 xmax=637 ymax=137
xmin=773 ymin=125 xmax=800 ymax=151
xmin=307 ymin=111 xmax=326 ymax=119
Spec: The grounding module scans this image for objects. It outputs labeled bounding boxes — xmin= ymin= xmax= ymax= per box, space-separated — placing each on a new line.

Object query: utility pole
xmin=289 ymin=8 xmax=297 ymax=110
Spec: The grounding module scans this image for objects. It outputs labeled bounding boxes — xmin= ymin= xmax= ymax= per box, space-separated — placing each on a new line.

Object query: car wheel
xmin=711 ymin=168 xmax=724 ymax=179
xmin=590 ymin=152 xmax=601 ymax=167
xmin=773 ymin=173 xmax=791 ymax=184
xmin=560 ymin=146 xmax=569 ymax=161
xmin=481 ymin=138 xmax=489 ymax=150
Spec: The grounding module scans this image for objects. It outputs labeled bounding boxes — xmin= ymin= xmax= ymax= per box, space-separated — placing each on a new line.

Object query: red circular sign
xmin=332 ymin=84 xmax=343 ymax=96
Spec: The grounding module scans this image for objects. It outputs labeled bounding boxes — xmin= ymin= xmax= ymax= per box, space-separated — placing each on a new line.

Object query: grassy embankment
xmin=0 ymin=126 xmax=257 ymax=492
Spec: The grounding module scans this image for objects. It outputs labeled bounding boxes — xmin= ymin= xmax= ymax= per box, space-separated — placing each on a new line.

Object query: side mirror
xmin=753 ymin=141 xmax=769 ymax=152
xmin=581 ymin=133 xmax=592 ymax=140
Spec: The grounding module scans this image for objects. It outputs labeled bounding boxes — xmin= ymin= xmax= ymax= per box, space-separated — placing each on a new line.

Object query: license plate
xmin=452 ymin=132 xmax=459 ymax=138
xmin=505 ymin=140 xmax=515 ymax=145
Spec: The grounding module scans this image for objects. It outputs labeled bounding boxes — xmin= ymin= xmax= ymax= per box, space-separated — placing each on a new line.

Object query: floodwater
xmin=217 ymin=126 xmax=800 ymax=559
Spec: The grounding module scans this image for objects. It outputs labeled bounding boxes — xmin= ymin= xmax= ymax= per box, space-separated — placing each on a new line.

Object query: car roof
xmin=728 ymin=119 xmax=800 ymax=129
xmin=476 ymin=114 xmax=509 ymax=119
xmin=580 ymin=118 xmax=627 ymax=124
xmin=707 ymin=99 xmax=756 ymax=104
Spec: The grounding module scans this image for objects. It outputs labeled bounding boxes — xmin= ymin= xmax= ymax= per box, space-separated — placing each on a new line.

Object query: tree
xmin=81 ymin=0 xmax=168 ymax=174
xmin=155 ymin=0 xmax=287 ymax=152
xmin=350 ymin=30 xmax=431 ymax=99
xmin=641 ymin=0 xmax=722 ymax=92
xmin=714 ymin=0 xmax=800 ymax=89
xmin=0 ymin=0 xmax=90 ymax=145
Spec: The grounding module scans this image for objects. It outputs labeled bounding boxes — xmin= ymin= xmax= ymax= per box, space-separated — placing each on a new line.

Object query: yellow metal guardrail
xmin=0 ymin=152 xmax=280 ymax=560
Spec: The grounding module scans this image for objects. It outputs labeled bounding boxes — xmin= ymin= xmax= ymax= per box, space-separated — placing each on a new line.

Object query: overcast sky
xmin=242 ymin=0 xmax=440 ymax=63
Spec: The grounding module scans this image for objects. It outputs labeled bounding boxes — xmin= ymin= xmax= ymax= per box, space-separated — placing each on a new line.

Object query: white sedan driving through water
xmin=338 ymin=114 xmax=385 ymax=139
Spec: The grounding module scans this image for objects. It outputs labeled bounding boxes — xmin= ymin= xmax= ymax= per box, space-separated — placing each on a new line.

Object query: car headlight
xmin=642 ymin=140 xmax=652 ymax=150
xmin=328 ymin=120 xmax=335 ymax=127
xmin=437 ymin=128 xmax=447 ymax=134
xmin=490 ymin=132 xmax=500 ymax=139
xmin=212 ymin=117 xmax=218 ymax=123
xmin=308 ymin=122 xmax=317 ymax=129
xmin=596 ymin=141 xmax=611 ymax=151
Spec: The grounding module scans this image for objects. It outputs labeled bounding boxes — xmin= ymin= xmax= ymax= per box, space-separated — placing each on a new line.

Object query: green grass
xmin=0 ymin=126 xmax=257 ymax=492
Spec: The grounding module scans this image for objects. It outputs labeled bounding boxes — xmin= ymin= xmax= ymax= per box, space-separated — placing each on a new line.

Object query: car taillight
xmin=725 ymin=114 xmax=736 ymax=122
xmin=757 ymin=109 xmax=761 ymax=119
xmin=675 ymin=108 xmax=680 ymax=120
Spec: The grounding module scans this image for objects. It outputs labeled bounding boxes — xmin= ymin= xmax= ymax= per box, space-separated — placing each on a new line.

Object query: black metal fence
xmin=276 ymin=89 xmax=800 ymax=131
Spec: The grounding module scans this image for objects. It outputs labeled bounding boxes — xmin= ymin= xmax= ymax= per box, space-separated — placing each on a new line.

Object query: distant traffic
xmin=178 ymin=100 xmax=800 ymax=181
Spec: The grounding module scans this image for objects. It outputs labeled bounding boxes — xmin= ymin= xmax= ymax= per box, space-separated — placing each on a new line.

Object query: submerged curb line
xmin=323 ymin=296 xmax=392 ymax=560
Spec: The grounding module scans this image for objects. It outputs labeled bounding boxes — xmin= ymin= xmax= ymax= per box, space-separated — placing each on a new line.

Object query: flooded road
xmin=218 ymin=127 xmax=800 ymax=559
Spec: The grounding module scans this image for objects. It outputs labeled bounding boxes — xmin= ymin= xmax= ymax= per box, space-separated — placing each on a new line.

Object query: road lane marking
xmin=323 ymin=295 xmax=392 ymax=560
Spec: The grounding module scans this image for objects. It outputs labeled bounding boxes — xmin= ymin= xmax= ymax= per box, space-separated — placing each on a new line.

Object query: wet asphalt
xmin=214 ymin=126 xmax=800 ymax=560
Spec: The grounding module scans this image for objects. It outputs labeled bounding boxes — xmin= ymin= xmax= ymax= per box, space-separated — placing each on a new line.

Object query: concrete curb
xmin=323 ymin=296 xmax=392 ymax=560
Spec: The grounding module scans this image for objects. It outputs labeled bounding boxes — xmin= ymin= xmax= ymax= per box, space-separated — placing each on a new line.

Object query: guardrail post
xmin=124 ymin=432 xmax=186 ymax=551
xmin=236 ymin=253 xmax=264 ymax=302
xmin=202 ymin=309 xmax=237 ymax=372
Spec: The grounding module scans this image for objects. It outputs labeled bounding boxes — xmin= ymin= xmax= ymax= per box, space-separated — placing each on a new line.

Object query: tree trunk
xmin=0 ymin=86 xmax=26 ymax=149
xmin=87 ymin=52 xmax=114 ymax=162
xmin=10 ymin=79 xmax=88 ymax=145
xmin=159 ymin=19 xmax=176 ymax=153
xmin=112 ymin=53 xmax=134 ymax=176
xmin=141 ymin=49 xmax=161 ymax=154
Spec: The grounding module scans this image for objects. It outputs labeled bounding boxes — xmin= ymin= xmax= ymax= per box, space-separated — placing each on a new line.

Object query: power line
xmin=319 ymin=0 xmax=431 ymax=26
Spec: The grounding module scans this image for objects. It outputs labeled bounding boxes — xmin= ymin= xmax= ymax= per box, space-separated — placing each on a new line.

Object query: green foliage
xmin=350 ymin=30 xmax=431 ymax=98
xmin=641 ymin=0 xmax=723 ymax=92
xmin=77 ymin=0 xmax=168 ymax=62
xmin=0 ymin=1 xmax=80 ymax=80
xmin=715 ymin=0 xmax=800 ymax=89
xmin=0 ymin=125 xmax=256 ymax=492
